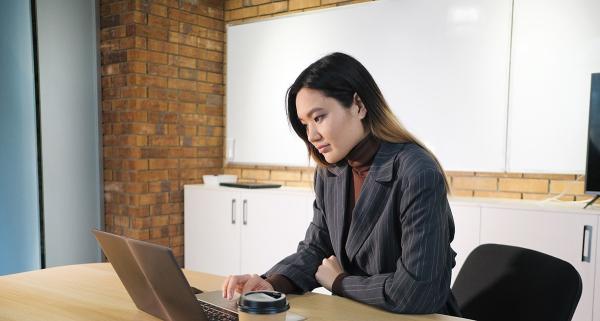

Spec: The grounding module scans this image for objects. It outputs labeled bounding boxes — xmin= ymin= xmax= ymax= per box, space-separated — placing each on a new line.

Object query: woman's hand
xmin=221 ymin=274 xmax=274 ymax=300
xmin=315 ymin=255 xmax=344 ymax=291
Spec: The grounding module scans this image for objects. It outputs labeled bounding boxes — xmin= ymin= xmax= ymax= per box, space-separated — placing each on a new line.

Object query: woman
xmin=222 ymin=52 xmax=460 ymax=316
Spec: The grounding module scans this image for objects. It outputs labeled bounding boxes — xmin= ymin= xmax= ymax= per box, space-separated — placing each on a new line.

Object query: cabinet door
xmin=481 ymin=208 xmax=597 ymax=321
xmin=448 ymin=203 xmax=481 ymax=285
xmin=240 ymin=192 xmax=312 ymax=274
xmin=184 ymin=188 xmax=241 ymax=276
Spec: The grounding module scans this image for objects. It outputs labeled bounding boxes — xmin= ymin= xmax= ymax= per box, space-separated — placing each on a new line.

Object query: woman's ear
xmin=354 ymin=93 xmax=367 ymax=119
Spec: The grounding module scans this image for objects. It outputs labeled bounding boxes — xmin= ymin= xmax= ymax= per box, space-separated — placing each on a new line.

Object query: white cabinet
xmin=184 ymin=188 xmax=242 ymax=276
xmin=240 ymin=191 xmax=313 ymax=273
xmin=480 ymin=207 xmax=598 ymax=321
xmin=448 ymin=202 xmax=481 ymax=285
xmin=184 ymin=185 xmax=314 ymax=276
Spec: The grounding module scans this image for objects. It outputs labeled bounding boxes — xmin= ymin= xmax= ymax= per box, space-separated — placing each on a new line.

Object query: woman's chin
xmin=323 ymin=153 xmax=342 ymax=164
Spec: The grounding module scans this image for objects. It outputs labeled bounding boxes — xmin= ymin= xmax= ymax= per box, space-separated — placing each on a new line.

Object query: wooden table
xmin=0 ymin=263 xmax=469 ymax=321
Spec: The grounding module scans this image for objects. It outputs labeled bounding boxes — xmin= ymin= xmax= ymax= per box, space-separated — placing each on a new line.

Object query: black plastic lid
xmin=238 ymin=291 xmax=290 ymax=314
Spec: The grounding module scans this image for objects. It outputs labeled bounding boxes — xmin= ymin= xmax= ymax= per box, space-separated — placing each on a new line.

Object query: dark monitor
xmin=585 ymin=73 xmax=600 ymax=195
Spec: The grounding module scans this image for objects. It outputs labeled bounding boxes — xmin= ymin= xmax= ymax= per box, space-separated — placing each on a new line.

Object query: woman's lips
xmin=317 ymin=144 xmax=331 ymax=153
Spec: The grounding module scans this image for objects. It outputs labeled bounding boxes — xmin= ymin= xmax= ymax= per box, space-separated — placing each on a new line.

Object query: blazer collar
xmin=325 ymin=142 xmax=407 ymax=183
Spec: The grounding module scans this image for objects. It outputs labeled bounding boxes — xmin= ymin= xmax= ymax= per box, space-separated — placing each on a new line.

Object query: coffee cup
xmin=238 ymin=291 xmax=289 ymax=321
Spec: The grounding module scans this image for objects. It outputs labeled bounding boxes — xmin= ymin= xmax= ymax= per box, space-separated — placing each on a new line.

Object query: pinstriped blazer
xmin=266 ymin=142 xmax=459 ymax=314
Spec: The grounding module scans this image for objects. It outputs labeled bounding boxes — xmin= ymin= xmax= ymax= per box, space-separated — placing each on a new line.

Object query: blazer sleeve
xmin=264 ymin=169 xmax=335 ymax=292
xmin=336 ymin=168 xmax=452 ymax=313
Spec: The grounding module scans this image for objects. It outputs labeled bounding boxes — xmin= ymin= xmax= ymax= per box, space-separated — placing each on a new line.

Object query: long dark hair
xmin=285 ymin=52 xmax=450 ymax=193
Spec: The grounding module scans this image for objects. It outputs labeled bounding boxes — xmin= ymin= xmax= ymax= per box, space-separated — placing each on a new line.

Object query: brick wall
xmin=100 ymin=0 xmax=225 ymax=265
xmin=221 ymin=0 xmax=594 ymax=203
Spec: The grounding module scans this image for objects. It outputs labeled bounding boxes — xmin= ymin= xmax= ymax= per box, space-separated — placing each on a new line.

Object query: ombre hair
xmin=285 ymin=52 xmax=450 ymax=193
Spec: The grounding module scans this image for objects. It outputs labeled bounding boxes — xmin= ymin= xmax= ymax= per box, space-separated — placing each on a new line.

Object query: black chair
xmin=452 ymin=243 xmax=582 ymax=321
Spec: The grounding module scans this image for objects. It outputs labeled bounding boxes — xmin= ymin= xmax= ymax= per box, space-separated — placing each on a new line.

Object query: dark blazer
xmin=266 ymin=142 xmax=459 ymax=314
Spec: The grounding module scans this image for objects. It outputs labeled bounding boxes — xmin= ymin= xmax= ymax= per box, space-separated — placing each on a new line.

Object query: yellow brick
xmin=549 ymin=180 xmax=585 ymax=195
xmin=474 ymin=191 xmax=522 ymax=199
xmin=228 ymin=6 xmax=258 ymax=20
xmin=576 ymin=195 xmax=596 ymax=201
xmin=475 ymin=172 xmax=522 ymax=178
xmin=258 ymin=1 xmax=288 ymax=15
xmin=522 ymin=193 xmax=575 ymax=201
xmin=241 ymin=16 xmax=269 ymax=23
xmin=257 ymin=180 xmax=285 ymax=185
xmin=257 ymin=164 xmax=286 ymax=170
xmin=285 ymin=181 xmax=312 ymax=188
xmin=303 ymin=4 xmax=335 ymax=11
xmin=321 ymin=0 xmax=347 ymax=4
xmin=499 ymin=178 xmax=548 ymax=193
xmin=301 ymin=170 xmax=315 ymax=182
xmin=447 ymin=171 xmax=475 ymax=177
xmin=450 ymin=189 xmax=474 ymax=197
xmin=225 ymin=0 xmax=243 ymax=10
xmin=223 ymin=168 xmax=242 ymax=176
xmin=242 ymin=169 xmax=270 ymax=180
xmin=523 ymin=173 xmax=577 ymax=180
xmin=452 ymin=177 xmax=497 ymax=191
xmin=271 ymin=170 xmax=302 ymax=181
xmin=250 ymin=0 xmax=271 ymax=5
xmin=346 ymin=0 xmax=373 ymax=4
xmin=289 ymin=0 xmax=320 ymax=11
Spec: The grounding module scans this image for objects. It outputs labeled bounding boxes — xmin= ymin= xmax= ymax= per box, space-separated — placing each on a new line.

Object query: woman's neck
xmin=346 ymin=134 xmax=380 ymax=169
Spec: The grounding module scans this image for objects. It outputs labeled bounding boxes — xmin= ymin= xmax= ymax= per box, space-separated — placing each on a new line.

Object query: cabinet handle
xmin=231 ymin=199 xmax=236 ymax=224
xmin=243 ymin=199 xmax=248 ymax=225
xmin=582 ymin=225 xmax=592 ymax=262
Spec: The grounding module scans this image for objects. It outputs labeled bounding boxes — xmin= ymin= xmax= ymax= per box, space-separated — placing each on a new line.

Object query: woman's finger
xmin=226 ymin=274 xmax=250 ymax=300
xmin=221 ymin=275 xmax=231 ymax=297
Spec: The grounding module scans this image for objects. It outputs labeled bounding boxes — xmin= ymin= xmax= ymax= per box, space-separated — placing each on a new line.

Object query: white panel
xmin=184 ymin=187 xmax=242 ymax=276
xmin=226 ymin=0 xmax=512 ymax=171
xmin=37 ymin=0 xmax=102 ymax=266
xmin=448 ymin=203 xmax=480 ymax=285
xmin=507 ymin=0 xmax=600 ymax=173
xmin=240 ymin=191 xmax=313 ymax=274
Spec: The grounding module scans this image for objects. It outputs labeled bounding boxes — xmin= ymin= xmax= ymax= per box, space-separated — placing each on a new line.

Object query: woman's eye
xmin=314 ymin=115 xmax=324 ymax=123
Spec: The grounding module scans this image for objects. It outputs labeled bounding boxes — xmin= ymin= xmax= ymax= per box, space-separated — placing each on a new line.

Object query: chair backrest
xmin=452 ymin=243 xmax=582 ymax=321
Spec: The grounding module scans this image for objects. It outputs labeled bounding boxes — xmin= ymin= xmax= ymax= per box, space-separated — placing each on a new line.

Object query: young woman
xmin=222 ymin=52 xmax=460 ymax=316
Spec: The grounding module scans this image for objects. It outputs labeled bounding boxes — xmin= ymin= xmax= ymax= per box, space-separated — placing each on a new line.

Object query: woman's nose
xmin=307 ymin=124 xmax=321 ymax=143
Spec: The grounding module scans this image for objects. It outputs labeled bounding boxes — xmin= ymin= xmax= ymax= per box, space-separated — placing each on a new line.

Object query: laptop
xmin=92 ymin=230 xmax=304 ymax=321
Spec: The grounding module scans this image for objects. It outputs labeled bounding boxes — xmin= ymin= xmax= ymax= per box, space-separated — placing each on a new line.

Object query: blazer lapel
xmin=324 ymin=163 xmax=349 ymax=262
xmin=344 ymin=143 xmax=405 ymax=262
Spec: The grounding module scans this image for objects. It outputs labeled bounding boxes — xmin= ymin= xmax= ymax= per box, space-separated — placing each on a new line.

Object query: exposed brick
xmin=452 ymin=177 xmax=497 ymax=191
xmin=271 ymin=170 xmax=301 ymax=181
xmin=258 ymin=2 xmax=288 ymax=16
xmin=150 ymin=4 xmax=168 ymax=17
xmin=522 ymin=193 xmax=575 ymax=201
xmin=474 ymin=191 xmax=522 ymax=199
xmin=148 ymin=39 xmax=179 ymax=54
xmin=242 ymin=169 xmax=270 ymax=180
xmin=225 ymin=0 xmax=243 ymax=10
xmin=499 ymin=178 xmax=548 ymax=194
xmin=289 ymin=0 xmax=320 ymax=11
xmin=450 ymin=189 xmax=474 ymax=197
xmin=549 ymin=180 xmax=585 ymax=195
xmin=321 ymin=0 xmax=348 ymax=4
xmin=228 ymin=6 xmax=258 ymax=20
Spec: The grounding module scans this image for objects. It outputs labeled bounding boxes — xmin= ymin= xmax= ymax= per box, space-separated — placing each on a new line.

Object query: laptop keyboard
xmin=199 ymin=301 xmax=238 ymax=321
